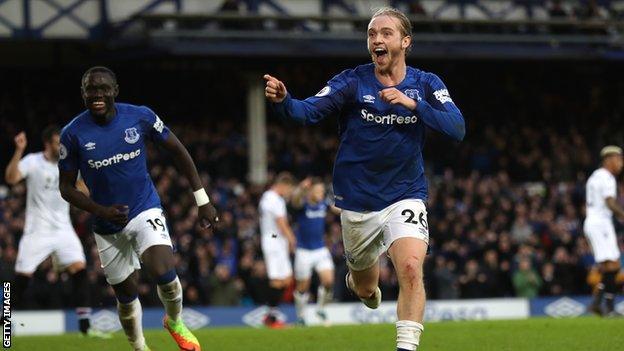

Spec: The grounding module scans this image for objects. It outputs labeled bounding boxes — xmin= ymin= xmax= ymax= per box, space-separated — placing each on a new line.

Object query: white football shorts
xmin=341 ymin=199 xmax=429 ymax=271
xmin=262 ymin=235 xmax=293 ymax=280
xmin=94 ymin=208 xmax=173 ymax=285
xmin=584 ymin=218 xmax=621 ymax=263
xmin=15 ymin=228 xmax=86 ymax=274
xmin=294 ymin=247 xmax=334 ymax=280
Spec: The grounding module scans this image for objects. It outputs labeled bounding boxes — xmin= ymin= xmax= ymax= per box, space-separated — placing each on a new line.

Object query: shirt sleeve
xmin=58 ymin=128 xmax=79 ymax=172
xmin=269 ymin=195 xmax=287 ymax=218
xmin=140 ymin=106 xmax=170 ymax=143
xmin=415 ymin=73 xmax=466 ymax=141
xmin=271 ymin=69 xmax=356 ymax=125
xmin=602 ymin=174 xmax=617 ymax=199
xmin=17 ymin=154 xmax=35 ymax=178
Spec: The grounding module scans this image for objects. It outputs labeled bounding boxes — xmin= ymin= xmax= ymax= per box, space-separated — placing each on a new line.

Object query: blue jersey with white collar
xmin=273 ymin=63 xmax=465 ymax=212
xmin=295 ymin=199 xmax=328 ymax=250
xmin=59 ymin=103 xmax=170 ymax=234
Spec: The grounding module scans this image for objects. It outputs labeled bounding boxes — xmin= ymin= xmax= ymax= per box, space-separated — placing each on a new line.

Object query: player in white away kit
xmin=4 ymin=126 xmax=109 ymax=338
xmin=291 ymin=178 xmax=338 ymax=326
xmin=265 ymin=7 xmax=465 ymax=350
xmin=259 ymin=172 xmax=297 ymax=328
xmin=584 ymin=146 xmax=624 ymax=316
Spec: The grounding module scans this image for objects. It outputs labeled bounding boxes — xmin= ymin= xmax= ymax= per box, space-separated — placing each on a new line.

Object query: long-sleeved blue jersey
xmin=272 ymin=63 xmax=465 ymax=212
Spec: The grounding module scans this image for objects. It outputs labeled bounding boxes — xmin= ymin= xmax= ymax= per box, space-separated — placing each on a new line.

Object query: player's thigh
xmin=131 ymin=208 xmax=173 ymax=258
xmin=313 ymin=248 xmax=335 ymax=285
xmin=15 ymin=234 xmax=55 ymax=275
xmin=340 ymin=209 xmax=385 ymax=272
xmin=52 ymin=230 xmax=86 ymax=269
xmin=294 ymin=248 xmax=314 ymax=281
xmin=584 ymin=221 xmax=620 ymax=263
xmin=383 ymin=199 xmax=429 ymax=248
xmin=262 ymin=239 xmax=292 ymax=281
xmin=94 ymin=230 xmax=140 ymax=286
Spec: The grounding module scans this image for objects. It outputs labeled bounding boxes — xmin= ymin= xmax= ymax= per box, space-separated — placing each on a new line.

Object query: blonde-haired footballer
xmin=265 ymin=7 xmax=465 ymax=350
xmin=585 ymin=145 xmax=624 ymax=316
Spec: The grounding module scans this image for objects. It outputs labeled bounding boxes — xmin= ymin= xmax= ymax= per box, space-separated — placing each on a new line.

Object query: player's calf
xmin=345 ymin=272 xmax=381 ymax=309
xmin=117 ymin=296 xmax=148 ymax=351
xmin=156 ymin=269 xmax=183 ymax=321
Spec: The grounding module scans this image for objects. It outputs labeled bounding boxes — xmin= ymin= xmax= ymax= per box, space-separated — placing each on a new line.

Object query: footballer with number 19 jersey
xmin=59 ymin=103 xmax=167 ymax=236
xmin=58 ymin=66 xmax=218 ymax=351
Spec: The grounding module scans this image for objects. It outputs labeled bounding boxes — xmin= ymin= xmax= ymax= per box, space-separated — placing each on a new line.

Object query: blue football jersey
xmin=59 ymin=103 xmax=170 ymax=234
xmin=272 ymin=63 xmax=465 ymax=212
xmin=295 ymin=200 xmax=328 ymax=250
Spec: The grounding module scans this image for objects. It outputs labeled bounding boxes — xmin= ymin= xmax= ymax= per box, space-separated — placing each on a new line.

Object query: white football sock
xmin=157 ymin=276 xmax=183 ymax=322
xmin=117 ymin=298 xmax=146 ymax=351
xmin=294 ymin=291 xmax=309 ymax=320
xmin=317 ymin=285 xmax=333 ymax=310
xmin=396 ymin=320 xmax=424 ymax=351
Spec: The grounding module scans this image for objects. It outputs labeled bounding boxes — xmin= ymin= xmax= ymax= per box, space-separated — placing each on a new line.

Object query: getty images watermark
xmin=2 ymin=281 xmax=10 ymax=348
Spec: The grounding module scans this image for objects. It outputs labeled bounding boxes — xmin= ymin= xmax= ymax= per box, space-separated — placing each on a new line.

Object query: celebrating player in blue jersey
xmin=291 ymin=178 xmax=339 ymax=326
xmin=58 ymin=66 xmax=218 ymax=351
xmin=264 ymin=7 xmax=465 ymax=351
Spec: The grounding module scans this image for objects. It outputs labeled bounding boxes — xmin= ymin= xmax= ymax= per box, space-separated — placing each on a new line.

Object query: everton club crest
xmin=124 ymin=127 xmax=140 ymax=144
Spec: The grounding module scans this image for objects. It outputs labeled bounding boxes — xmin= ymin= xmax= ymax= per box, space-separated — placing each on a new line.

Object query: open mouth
xmin=91 ymin=101 xmax=106 ymax=111
xmin=373 ymin=48 xmax=388 ymax=58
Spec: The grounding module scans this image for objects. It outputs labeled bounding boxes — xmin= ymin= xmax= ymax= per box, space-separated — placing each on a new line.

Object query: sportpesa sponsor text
xmin=88 ymin=149 xmax=141 ymax=169
xmin=360 ymin=109 xmax=418 ymax=125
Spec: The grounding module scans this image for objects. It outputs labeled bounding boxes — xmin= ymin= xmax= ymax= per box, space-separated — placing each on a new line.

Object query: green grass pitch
xmin=11 ymin=317 xmax=624 ymax=350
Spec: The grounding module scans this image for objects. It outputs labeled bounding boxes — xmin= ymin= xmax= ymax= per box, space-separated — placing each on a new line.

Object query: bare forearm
xmin=277 ymin=220 xmax=296 ymax=241
xmin=162 ymin=133 xmax=204 ymax=191
xmin=60 ymin=185 xmax=105 ymax=216
xmin=606 ymin=198 xmax=624 ymax=219
xmin=4 ymin=149 xmax=24 ymax=184
xmin=172 ymin=148 xmax=203 ymax=191
xmin=291 ymin=188 xmax=305 ymax=208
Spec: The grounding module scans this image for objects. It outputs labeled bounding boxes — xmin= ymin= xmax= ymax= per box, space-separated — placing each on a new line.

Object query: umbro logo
xmin=363 ymin=95 xmax=375 ymax=103
xmin=84 ymin=142 xmax=96 ymax=150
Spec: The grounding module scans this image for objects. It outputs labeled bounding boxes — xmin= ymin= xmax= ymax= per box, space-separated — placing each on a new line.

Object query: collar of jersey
xmin=88 ymin=104 xmax=120 ymax=129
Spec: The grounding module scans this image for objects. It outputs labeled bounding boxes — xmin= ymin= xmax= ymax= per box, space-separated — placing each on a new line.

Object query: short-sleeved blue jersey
xmin=273 ymin=63 xmax=465 ymax=212
xmin=59 ymin=103 xmax=170 ymax=234
xmin=295 ymin=199 xmax=328 ymax=250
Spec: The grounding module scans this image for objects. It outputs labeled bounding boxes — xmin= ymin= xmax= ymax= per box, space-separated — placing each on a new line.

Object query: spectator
xmin=208 ymin=264 xmax=243 ymax=306
xmin=513 ymin=258 xmax=542 ymax=298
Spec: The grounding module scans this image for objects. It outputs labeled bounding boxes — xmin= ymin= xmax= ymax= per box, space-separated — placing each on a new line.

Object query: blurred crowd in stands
xmin=1 ymin=60 xmax=623 ymax=309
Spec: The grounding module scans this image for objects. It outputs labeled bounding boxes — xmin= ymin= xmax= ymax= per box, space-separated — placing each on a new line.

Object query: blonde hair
xmin=371 ymin=7 xmax=413 ymax=54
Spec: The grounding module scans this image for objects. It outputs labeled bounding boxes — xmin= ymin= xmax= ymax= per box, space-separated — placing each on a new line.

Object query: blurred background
xmin=1 ymin=0 xmax=624 ymax=312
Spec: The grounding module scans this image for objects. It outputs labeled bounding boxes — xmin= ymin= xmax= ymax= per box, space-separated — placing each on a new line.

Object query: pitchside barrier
xmin=9 ymin=296 xmax=624 ymax=336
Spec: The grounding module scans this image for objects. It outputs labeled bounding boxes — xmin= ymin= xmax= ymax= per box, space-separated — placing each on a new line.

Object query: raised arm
xmin=4 ymin=132 xmax=27 ymax=185
xmin=264 ymin=71 xmax=355 ymax=125
xmin=156 ymin=131 xmax=219 ymax=229
xmin=291 ymin=178 xmax=311 ymax=209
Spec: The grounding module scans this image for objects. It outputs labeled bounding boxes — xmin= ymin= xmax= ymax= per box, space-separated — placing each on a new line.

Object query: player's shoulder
xmin=411 ymin=68 xmax=444 ymax=86
xmin=261 ymin=189 xmax=283 ymax=204
xmin=116 ymin=102 xmax=155 ymax=119
xmin=61 ymin=110 xmax=90 ymax=136
xmin=21 ymin=152 xmax=43 ymax=164
xmin=327 ymin=66 xmax=361 ymax=85
xmin=597 ymin=168 xmax=615 ymax=180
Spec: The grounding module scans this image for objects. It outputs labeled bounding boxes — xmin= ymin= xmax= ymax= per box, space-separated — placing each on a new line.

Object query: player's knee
xmin=398 ymin=256 xmax=423 ymax=289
